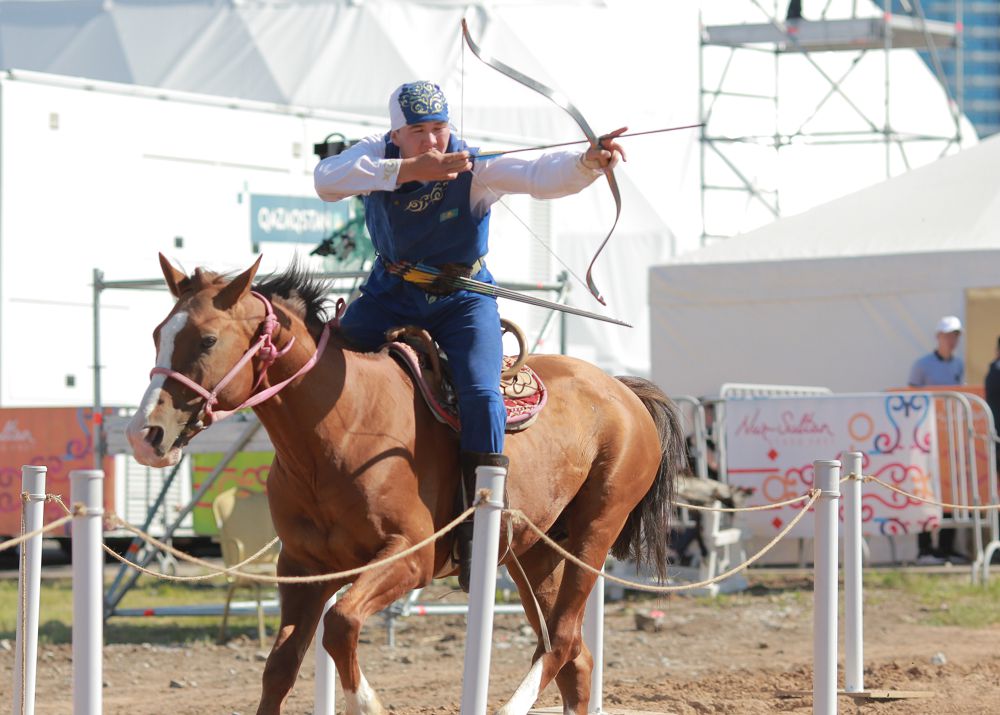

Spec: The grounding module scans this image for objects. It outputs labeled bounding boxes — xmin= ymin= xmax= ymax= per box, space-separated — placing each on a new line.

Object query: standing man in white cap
xmin=313 ymin=80 xmax=624 ymax=591
xmin=908 ymin=314 xmax=965 ymax=564
xmin=908 ymin=315 xmax=964 ymax=388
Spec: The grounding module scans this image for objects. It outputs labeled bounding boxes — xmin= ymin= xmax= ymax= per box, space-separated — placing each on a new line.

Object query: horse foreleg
xmin=322 ymin=535 xmax=431 ymax=715
xmin=257 ymin=563 xmax=338 ymax=715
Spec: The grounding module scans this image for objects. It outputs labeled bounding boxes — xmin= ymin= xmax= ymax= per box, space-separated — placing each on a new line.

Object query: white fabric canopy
xmin=650 ymin=134 xmax=1000 ymax=398
xmin=673 ymin=133 xmax=1000 ymax=264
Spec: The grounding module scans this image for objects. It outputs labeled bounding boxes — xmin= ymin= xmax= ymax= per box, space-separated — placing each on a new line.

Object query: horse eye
xmin=201 ymin=335 xmax=218 ymax=350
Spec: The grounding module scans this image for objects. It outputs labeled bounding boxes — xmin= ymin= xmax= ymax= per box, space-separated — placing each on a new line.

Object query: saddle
xmin=383 ymin=319 xmax=547 ymax=432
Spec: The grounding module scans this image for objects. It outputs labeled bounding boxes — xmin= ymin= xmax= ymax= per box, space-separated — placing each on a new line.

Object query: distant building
xmin=896 ymin=1 xmax=1000 ymax=138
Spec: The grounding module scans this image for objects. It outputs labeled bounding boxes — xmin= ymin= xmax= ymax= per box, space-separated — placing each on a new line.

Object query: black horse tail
xmin=610 ymin=376 xmax=688 ymax=582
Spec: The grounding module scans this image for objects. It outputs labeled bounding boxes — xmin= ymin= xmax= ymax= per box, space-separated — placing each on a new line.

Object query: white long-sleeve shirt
xmin=313 ymin=133 xmax=603 ymax=217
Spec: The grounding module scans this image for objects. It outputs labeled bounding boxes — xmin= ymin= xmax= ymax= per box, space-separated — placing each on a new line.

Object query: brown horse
xmin=126 ymin=255 xmax=686 ymax=715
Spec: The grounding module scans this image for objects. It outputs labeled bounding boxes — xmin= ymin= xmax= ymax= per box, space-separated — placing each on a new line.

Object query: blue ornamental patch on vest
xmin=439 ymin=208 xmax=459 ymax=222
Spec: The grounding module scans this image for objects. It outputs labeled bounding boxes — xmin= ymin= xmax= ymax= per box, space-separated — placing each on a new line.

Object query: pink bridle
xmin=150 ymin=291 xmax=342 ymax=425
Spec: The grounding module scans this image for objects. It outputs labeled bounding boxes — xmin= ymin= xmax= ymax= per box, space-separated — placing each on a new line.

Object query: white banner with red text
xmin=724 ymin=394 xmax=942 ymax=539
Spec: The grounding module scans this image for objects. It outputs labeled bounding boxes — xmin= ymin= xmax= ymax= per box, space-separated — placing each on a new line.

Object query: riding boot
xmin=455 ymin=451 xmax=509 ymax=593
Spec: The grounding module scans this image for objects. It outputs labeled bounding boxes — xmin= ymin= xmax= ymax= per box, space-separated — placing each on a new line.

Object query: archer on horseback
xmin=313 ymin=80 xmax=625 ymax=592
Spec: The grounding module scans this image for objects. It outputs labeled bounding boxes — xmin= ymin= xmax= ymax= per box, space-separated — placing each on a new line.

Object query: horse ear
xmin=159 ymin=253 xmax=187 ymax=298
xmin=216 ymin=254 xmax=263 ymax=310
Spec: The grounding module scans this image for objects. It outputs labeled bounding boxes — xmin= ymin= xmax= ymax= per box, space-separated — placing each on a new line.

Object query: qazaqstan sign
xmin=724 ymin=394 xmax=941 ymax=539
xmin=251 ymin=194 xmax=350 ymax=244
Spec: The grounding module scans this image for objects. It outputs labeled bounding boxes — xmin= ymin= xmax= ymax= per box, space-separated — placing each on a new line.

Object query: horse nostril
xmin=145 ymin=425 xmax=164 ymax=449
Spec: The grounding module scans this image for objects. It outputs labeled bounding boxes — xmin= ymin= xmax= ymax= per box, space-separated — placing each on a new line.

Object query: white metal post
xmin=460 ymin=464 xmax=507 ymax=715
xmin=71 ymin=470 xmax=104 ymax=715
xmin=13 ymin=465 xmax=46 ymax=715
xmin=583 ymin=571 xmax=605 ymax=714
xmin=841 ymin=451 xmax=864 ymax=693
xmin=314 ymin=593 xmax=338 ymax=715
xmin=813 ymin=460 xmax=840 ymax=715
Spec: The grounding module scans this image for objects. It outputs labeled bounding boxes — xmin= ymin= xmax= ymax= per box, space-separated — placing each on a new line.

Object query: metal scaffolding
xmin=699 ymin=0 xmax=964 ymax=244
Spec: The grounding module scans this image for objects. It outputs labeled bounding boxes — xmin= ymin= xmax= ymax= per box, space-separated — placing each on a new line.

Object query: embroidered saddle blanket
xmin=384 ymin=339 xmax=547 ymax=433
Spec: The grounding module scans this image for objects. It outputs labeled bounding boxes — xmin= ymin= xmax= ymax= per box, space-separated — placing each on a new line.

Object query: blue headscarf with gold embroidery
xmin=388 ymin=81 xmax=449 ymax=130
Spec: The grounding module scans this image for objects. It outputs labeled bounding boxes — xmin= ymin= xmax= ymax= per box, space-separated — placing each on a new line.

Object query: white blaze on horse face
xmin=342 ymin=671 xmax=385 ymax=715
xmin=125 ymin=312 xmax=188 ymax=466
xmin=139 ymin=311 xmax=189 ymax=418
xmin=498 ymin=659 xmax=544 ymax=715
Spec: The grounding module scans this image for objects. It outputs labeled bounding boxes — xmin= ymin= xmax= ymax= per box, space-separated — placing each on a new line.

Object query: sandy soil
xmin=3 ymin=575 xmax=999 ymax=715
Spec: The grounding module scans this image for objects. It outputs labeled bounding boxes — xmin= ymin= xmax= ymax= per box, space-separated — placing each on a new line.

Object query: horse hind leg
xmin=502 ymin=467 xmax=649 ymax=715
xmin=523 ymin=566 xmax=602 ymax=715
xmin=498 ymin=542 xmax=598 ymax=715
xmin=512 ymin=608 xmax=595 ymax=715
xmin=553 ymin=638 xmax=595 ymax=715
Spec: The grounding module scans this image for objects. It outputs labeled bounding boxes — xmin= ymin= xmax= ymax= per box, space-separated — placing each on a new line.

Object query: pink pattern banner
xmin=724 ymin=395 xmax=941 ymax=539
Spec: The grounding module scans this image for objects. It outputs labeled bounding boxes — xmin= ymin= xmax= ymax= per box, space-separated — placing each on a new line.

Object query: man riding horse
xmin=128 ymin=76 xmax=681 ymax=715
xmin=313 ymin=81 xmax=625 ymax=591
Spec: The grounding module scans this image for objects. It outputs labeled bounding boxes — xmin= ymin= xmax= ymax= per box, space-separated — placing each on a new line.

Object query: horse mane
xmin=252 ymin=262 xmax=336 ymax=334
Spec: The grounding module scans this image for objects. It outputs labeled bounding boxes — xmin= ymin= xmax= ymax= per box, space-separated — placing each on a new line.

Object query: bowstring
xmin=475 ymin=180 xmax=589 ymax=288
xmin=458 ymin=21 xmax=591 ymax=295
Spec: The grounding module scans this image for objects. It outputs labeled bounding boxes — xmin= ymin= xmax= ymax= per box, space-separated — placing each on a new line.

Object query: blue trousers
xmin=339 ymin=284 xmax=506 ymax=454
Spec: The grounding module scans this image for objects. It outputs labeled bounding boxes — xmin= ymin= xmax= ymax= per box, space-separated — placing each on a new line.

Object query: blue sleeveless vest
xmin=362 ymin=134 xmax=491 ymax=267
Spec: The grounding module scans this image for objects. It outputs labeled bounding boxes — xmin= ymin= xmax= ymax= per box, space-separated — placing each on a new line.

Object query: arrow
xmin=475 ymin=123 xmax=705 ymax=160
xmin=386 ymin=262 xmax=632 ymax=328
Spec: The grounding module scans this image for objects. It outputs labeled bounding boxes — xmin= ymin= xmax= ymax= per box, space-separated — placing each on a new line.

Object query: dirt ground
xmin=3 ymin=572 xmax=999 ymax=715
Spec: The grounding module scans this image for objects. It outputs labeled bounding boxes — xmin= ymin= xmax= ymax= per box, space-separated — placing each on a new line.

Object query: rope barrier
xmin=858 ymin=473 xmax=1000 ymax=512
xmin=25 ymin=471 xmax=1000 ymax=596
xmin=97 ymin=500 xmax=481 ymax=585
xmin=100 ymin=515 xmax=282 ymax=582
xmin=673 ymin=474 xmax=852 ymax=513
xmin=0 ymin=513 xmax=76 ymax=553
xmin=46 ymin=494 xmax=283 ymax=579
xmin=83 ymin=489 xmax=823 ymax=594
xmin=674 ymin=490 xmax=814 ymax=513
xmin=510 ymin=490 xmax=822 ymax=593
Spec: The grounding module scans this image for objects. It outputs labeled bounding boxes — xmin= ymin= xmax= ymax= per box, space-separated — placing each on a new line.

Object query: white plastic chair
xmin=212 ymin=487 xmax=280 ymax=646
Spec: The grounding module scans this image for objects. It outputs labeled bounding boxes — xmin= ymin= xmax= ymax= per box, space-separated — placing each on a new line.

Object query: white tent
xmin=0 ymin=0 xmax=981 ymax=381
xmin=0 ymin=0 xmax=703 ymax=380
xmin=649 ymin=133 xmax=1000 ymax=398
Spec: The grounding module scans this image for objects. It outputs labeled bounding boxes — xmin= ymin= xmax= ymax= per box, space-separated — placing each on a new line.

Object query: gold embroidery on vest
xmin=404 ymin=182 xmax=446 ymax=213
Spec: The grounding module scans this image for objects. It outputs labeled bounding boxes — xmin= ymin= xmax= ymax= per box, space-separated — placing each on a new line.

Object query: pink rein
xmin=150 ymin=291 xmax=345 ymax=425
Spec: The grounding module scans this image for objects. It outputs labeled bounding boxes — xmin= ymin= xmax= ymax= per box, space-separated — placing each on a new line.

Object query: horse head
xmin=127 ymin=254 xmax=268 ymax=467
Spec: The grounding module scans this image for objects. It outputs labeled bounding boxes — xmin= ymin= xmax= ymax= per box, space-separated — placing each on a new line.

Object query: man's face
xmin=937 ymin=330 xmax=961 ymax=354
xmin=391 ymin=121 xmax=451 ymax=159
